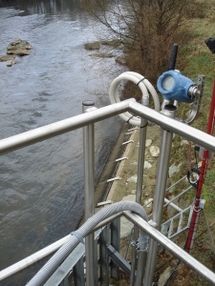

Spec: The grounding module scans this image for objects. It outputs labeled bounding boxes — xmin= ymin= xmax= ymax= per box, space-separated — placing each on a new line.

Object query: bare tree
xmin=81 ymin=0 xmax=190 ymax=82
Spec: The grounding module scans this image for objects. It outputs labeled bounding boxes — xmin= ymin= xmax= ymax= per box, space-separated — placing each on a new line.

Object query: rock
xmin=130 ymin=160 xmax=137 ymax=165
xmin=0 ymin=39 xmax=31 ymax=66
xmin=89 ymin=52 xmax=114 ymax=58
xmin=149 ymin=145 xmax=160 ymax=157
xmin=158 ymin=267 xmax=172 ymax=286
xmin=127 ymin=175 xmax=137 ymax=183
xmin=122 ymin=194 xmax=136 ymax=202
xmin=101 ymin=39 xmax=121 ymax=46
xmin=0 ymin=54 xmax=16 ymax=62
xmin=7 ymin=39 xmax=32 ymax=56
xmin=6 ymin=59 xmax=16 ymax=67
xmin=84 ymin=41 xmax=100 ymax=50
xmin=169 ymin=163 xmax=182 ymax=177
xmin=144 ymin=198 xmax=153 ymax=208
xmin=144 ymin=161 xmax=152 ymax=169
xmin=146 ymin=139 xmax=152 ymax=147
xmin=115 ymin=56 xmax=126 ymax=65
xmin=180 ymin=139 xmax=189 ymax=146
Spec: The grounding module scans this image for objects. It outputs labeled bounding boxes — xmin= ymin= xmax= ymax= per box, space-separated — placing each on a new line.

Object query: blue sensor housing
xmin=157 ymin=70 xmax=194 ymax=103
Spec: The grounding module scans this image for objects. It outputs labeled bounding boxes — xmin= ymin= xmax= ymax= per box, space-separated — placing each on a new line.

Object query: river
xmin=0 ymin=0 xmax=124 ymax=283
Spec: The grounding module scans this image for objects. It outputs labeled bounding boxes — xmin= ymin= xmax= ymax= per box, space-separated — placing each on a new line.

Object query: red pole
xmin=184 ymin=80 xmax=215 ymax=253
xmin=206 ymin=80 xmax=215 ymax=135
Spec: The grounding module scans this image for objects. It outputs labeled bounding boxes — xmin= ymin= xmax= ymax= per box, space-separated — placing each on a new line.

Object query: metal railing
xmin=1 ymin=98 xmax=215 ymax=285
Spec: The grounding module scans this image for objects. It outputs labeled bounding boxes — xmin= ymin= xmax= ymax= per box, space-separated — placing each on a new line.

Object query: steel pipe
xmin=0 ymin=212 xmax=124 ymax=283
xmin=0 ymin=100 xmax=215 ymax=154
xmin=130 ymin=117 xmax=148 ymax=286
xmin=0 ymin=99 xmax=135 ymax=154
xmin=0 ymin=235 xmax=71 ymax=281
xmin=124 ymin=211 xmax=215 ymax=285
xmin=144 ymin=105 xmax=175 ymax=286
xmin=83 ymin=101 xmax=96 ymax=286
xmin=128 ymin=101 xmax=215 ymax=152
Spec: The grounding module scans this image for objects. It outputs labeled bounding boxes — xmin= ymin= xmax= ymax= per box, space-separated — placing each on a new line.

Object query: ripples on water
xmin=0 ymin=0 xmax=124 ymax=277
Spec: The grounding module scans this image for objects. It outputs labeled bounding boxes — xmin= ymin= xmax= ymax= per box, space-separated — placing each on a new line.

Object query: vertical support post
xmin=94 ymin=236 xmax=98 ymax=285
xmin=100 ymin=225 xmax=110 ymax=286
xmin=135 ymin=250 xmax=147 ymax=286
xmin=130 ymin=117 xmax=148 ymax=286
xmin=82 ymin=100 xmax=96 ymax=286
xmin=111 ymin=218 xmax=120 ymax=279
xmin=136 ymin=117 xmax=148 ymax=204
xmin=73 ymin=257 xmax=85 ymax=286
xmin=144 ymin=105 xmax=176 ymax=286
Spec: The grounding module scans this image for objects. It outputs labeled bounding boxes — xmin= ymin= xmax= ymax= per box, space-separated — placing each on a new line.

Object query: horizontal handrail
xmin=1 ymin=209 xmax=215 ymax=284
xmin=0 ymin=235 xmax=71 ymax=281
xmin=128 ymin=101 xmax=215 ymax=152
xmin=0 ymin=212 xmax=122 ymax=282
xmin=1 ymin=99 xmax=215 ymax=285
xmin=0 ymin=99 xmax=215 ymax=154
xmin=0 ymin=99 xmax=134 ymax=154
xmin=124 ymin=211 xmax=215 ymax=285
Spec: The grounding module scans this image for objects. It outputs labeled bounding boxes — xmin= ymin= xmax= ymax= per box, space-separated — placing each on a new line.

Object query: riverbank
xmin=107 ymin=124 xmax=160 ymax=206
xmin=97 ymin=118 xmax=215 ymax=286
xmin=93 ymin=121 xmax=161 ymax=213
xmin=78 ymin=121 xmax=161 ymax=227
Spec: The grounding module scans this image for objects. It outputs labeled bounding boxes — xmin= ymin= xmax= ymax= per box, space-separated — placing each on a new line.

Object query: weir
xmin=1 ymin=43 xmax=215 ymax=285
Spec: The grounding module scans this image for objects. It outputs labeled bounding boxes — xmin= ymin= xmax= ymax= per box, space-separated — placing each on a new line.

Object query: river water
xmin=0 ymin=0 xmax=124 ymax=281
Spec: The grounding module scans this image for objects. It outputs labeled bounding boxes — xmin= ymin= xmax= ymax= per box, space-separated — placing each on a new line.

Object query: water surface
xmin=0 ymin=0 xmax=124 ymax=278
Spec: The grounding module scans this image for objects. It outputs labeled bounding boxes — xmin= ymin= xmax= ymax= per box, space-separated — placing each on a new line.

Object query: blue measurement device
xmin=157 ymin=70 xmax=195 ymax=103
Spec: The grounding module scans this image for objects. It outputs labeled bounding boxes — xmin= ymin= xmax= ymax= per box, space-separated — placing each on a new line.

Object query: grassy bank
xmin=173 ymin=0 xmax=215 ymax=216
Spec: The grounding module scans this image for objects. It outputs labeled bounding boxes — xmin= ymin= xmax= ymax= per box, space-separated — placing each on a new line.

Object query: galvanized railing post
xmin=144 ymin=105 xmax=176 ymax=286
xmin=136 ymin=117 xmax=148 ymax=204
xmin=111 ymin=218 xmax=120 ymax=279
xmin=73 ymin=256 xmax=85 ymax=286
xmin=82 ymin=100 xmax=97 ymax=286
xmin=100 ymin=225 xmax=110 ymax=285
xmin=130 ymin=117 xmax=148 ymax=286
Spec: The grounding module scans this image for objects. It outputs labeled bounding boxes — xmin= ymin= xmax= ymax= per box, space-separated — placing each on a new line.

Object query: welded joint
xmin=148 ymin=220 xmax=158 ymax=228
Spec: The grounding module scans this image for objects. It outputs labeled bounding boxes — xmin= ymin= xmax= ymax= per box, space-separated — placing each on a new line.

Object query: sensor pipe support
xmin=82 ymin=100 xmax=96 ymax=285
xmin=144 ymin=105 xmax=176 ymax=286
xmin=130 ymin=116 xmax=148 ymax=286
xmin=109 ymin=71 xmax=160 ymax=126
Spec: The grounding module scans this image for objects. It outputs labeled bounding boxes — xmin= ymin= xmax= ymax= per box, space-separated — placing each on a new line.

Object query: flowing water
xmin=0 ymin=0 xmax=124 ymax=280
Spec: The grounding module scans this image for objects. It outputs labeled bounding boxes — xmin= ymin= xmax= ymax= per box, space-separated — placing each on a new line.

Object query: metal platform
xmin=0 ymin=99 xmax=215 ymax=285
